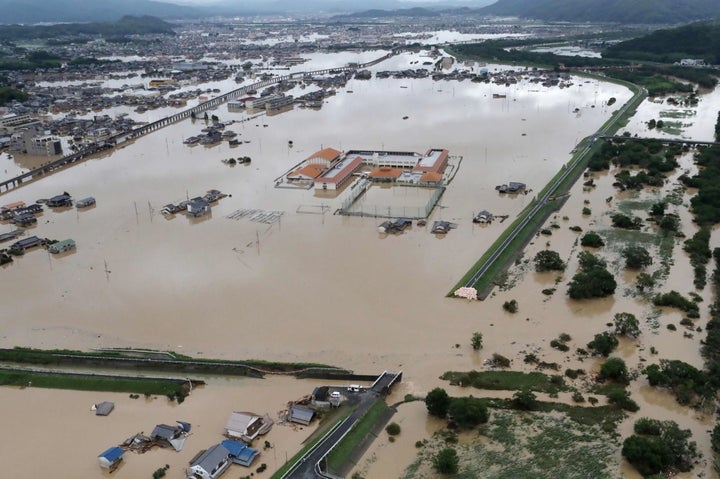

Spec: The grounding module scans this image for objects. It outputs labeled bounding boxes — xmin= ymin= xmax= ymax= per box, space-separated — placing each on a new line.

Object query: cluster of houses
xmin=98 ymin=420 xmax=193 ymax=472
xmin=94 ymin=381 xmax=353 ymax=477
xmin=0 ymin=193 xmax=92 ymax=262
xmin=0 ymin=115 xmax=62 ymax=156
xmin=161 ymin=189 xmax=227 ymax=218
xmin=287 ymin=146 xmax=449 ymax=191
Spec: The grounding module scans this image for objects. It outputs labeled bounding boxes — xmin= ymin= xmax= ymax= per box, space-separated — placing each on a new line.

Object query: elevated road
xmin=0 ymin=52 xmax=394 ymax=195
xmin=462 ymin=86 xmax=648 ymax=291
xmin=281 ymin=371 xmax=402 ymax=479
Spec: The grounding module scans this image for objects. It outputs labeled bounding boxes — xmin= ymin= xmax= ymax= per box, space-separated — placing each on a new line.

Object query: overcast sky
xmin=172 ymin=0 xmax=448 ymax=3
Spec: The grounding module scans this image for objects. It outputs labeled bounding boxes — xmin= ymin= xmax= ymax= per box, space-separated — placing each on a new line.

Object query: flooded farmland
xmin=2 ymin=48 xmax=719 ymax=478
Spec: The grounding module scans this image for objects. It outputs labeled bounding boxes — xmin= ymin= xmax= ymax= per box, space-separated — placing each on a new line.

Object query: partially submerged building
xmin=10 ymin=235 xmax=42 ymax=251
xmin=46 ymin=193 xmax=73 ymax=207
xmin=76 ymin=197 xmax=96 ymax=208
xmin=188 ymin=443 xmax=231 ymax=479
xmin=187 ymin=197 xmax=211 ymax=217
xmin=221 ymin=440 xmax=260 ymax=467
xmin=287 ymin=405 xmax=315 ymax=426
xmin=151 ymin=421 xmax=191 ymax=452
xmin=48 ymin=239 xmax=76 ymax=254
xmin=94 ymin=401 xmax=114 ymax=416
xmin=314 ymin=155 xmax=363 ymax=191
xmin=224 ymin=412 xmax=273 ymax=442
xmin=98 ymin=446 xmax=124 ymax=471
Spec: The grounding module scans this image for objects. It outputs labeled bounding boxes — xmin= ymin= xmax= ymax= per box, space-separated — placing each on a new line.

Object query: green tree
xmin=599 ymin=357 xmax=629 ymax=383
xmin=611 ymin=213 xmax=642 ymax=230
xmin=607 ymin=389 xmax=639 ymax=411
xmin=650 ymin=201 xmax=667 ymax=217
xmin=433 ymin=448 xmax=459 ymax=475
xmin=568 ymin=268 xmax=616 ymax=299
xmin=580 ymin=231 xmax=605 ymax=248
xmin=578 ymin=251 xmax=606 ymax=271
xmin=512 ymin=388 xmax=538 ymax=410
xmin=624 ymin=418 xmax=698 ymax=476
xmin=448 ymin=396 xmax=489 ymax=428
xmin=471 ymin=332 xmax=483 ymax=350
xmin=385 ymin=422 xmax=401 ymax=436
xmin=587 ymin=332 xmax=619 ymax=356
xmin=712 ymin=422 xmax=720 ymax=453
xmin=622 ymin=245 xmax=653 ymax=269
xmin=534 ymin=250 xmax=565 ymax=271
xmin=614 ymin=312 xmax=641 ymax=338
xmin=425 ymin=387 xmax=451 ymax=418
xmin=622 ymin=434 xmax=672 ymax=476
xmin=502 ymin=299 xmax=518 ymax=313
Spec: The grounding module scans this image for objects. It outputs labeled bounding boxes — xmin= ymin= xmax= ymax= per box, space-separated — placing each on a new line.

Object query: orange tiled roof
xmin=369 ymin=167 xmax=402 ymax=179
xmin=420 ymin=172 xmax=443 ymax=182
xmin=288 ymin=164 xmax=325 ymax=179
xmin=307 ymin=148 xmax=341 ymax=162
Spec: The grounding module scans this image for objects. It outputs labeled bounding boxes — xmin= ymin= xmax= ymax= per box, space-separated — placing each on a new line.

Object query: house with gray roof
xmin=188 ymin=443 xmax=231 ymax=479
xmin=288 ymin=405 xmax=315 ymax=426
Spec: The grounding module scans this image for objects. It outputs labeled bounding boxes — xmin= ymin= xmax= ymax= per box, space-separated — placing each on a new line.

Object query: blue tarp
xmin=98 ymin=446 xmax=124 ymax=462
xmin=177 ymin=420 xmax=192 ymax=432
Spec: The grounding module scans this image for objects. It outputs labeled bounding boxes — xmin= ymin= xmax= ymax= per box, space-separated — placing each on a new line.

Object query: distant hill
xmin=604 ymin=21 xmax=720 ymax=64
xmin=0 ymin=16 xmax=176 ymax=41
xmin=335 ymin=7 xmax=440 ymax=19
xmin=0 ymin=0 xmax=198 ymax=23
xmin=480 ymin=0 xmax=720 ymax=24
xmin=0 ymin=0 xmax=498 ymax=23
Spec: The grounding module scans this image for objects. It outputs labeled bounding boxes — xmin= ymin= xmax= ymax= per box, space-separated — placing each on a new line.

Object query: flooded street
xmin=1 ymin=48 xmax=719 ymax=478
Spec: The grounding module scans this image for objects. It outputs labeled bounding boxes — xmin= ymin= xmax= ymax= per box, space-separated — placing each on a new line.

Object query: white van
xmin=347 ymin=384 xmax=361 ymax=392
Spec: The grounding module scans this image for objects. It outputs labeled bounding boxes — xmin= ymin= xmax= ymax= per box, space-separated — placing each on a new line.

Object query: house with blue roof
xmin=98 ymin=446 xmax=124 ymax=470
xmin=221 ymin=440 xmax=260 ymax=467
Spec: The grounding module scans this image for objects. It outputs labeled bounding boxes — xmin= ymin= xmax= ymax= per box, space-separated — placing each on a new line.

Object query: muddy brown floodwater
xmin=1 ymin=50 xmax=717 ymax=478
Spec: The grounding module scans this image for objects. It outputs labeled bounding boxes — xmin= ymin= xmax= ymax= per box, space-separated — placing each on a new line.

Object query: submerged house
xmin=48 ymin=239 xmax=76 ymax=254
xmin=98 ymin=446 xmax=124 ymax=471
xmin=224 ymin=412 xmax=273 ymax=442
xmin=10 ymin=235 xmax=42 ymax=251
xmin=76 ymin=197 xmax=96 ymax=208
xmin=473 ymin=210 xmax=493 ymax=224
xmin=188 ymin=443 xmax=231 ymax=479
xmin=221 ymin=440 xmax=260 ymax=467
xmin=94 ymin=401 xmax=114 ymax=416
xmin=46 ymin=193 xmax=72 ymax=207
xmin=288 ymin=405 xmax=315 ymax=426
xmin=187 ymin=197 xmax=211 ymax=218
xmin=151 ymin=421 xmax=191 ymax=452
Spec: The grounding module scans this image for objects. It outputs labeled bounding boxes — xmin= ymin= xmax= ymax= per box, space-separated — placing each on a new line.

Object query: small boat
xmin=402 ymin=116 xmax=409 ymax=120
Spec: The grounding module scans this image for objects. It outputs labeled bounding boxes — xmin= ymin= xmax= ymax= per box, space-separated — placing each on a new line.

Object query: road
xmin=462 ymin=85 xmax=647 ymax=290
xmin=281 ymin=391 xmax=378 ymax=479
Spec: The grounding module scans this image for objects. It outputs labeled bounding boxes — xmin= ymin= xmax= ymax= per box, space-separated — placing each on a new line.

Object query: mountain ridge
xmin=479 ymin=0 xmax=720 ymax=24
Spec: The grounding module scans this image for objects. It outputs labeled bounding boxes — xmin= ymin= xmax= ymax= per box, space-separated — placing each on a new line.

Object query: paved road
xmin=282 ymin=371 xmax=402 ymax=479
xmin=282 ymin=392 xmax=378 ymax=479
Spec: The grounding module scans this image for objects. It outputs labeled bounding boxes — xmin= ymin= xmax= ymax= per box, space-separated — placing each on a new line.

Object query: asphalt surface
xmin=283 ymin=391 xmax=378 ymax=479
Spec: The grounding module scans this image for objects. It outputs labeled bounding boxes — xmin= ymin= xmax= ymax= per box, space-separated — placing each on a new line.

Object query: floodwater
xmin=0 ymin=376 xmax=345 ymax=478
xmin=2 ymin=49 xmax=719 ymax=478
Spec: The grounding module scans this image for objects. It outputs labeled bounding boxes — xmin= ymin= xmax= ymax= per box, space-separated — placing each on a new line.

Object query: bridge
xmin=280 ymin=370 xmax=402 ymax=479
xmin=0 ymin=52 xmax=394 ymax=195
